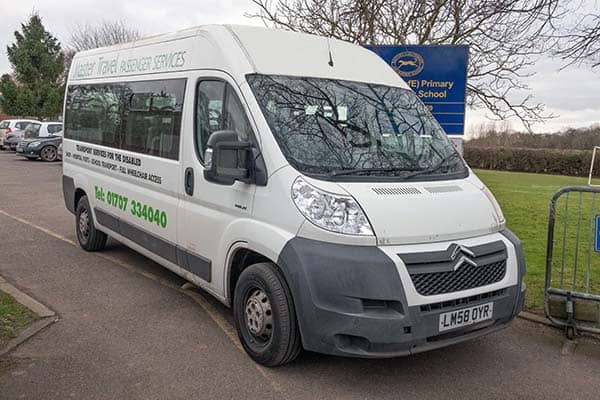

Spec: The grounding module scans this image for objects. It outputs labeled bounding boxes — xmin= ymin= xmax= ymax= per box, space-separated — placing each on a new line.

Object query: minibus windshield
xmin=247 ymin=74 xmax=466 ymax=180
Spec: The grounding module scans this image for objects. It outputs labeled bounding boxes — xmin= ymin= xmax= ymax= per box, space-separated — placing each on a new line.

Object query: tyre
xmin=40 ymin=145 xmax=57 ymax=162
xmin=233 ymin=263 xmax=301 ymax=367
xmin=76 ymin=195 xmax=107 ymax=251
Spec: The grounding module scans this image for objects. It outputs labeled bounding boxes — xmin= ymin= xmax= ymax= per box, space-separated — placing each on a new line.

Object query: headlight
xmin=481 ymin=186 xmax=506 ymax=226
xmin=28 ymin=141 xmax=41 ymax=147
xmin=291 ymin=176 xmax=374 ymax=236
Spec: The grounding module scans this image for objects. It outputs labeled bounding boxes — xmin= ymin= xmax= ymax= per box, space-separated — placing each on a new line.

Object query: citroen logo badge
xmin=449 ymin=244 xmax=477 ymax=271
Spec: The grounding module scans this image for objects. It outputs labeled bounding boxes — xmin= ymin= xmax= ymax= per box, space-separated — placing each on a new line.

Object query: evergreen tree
xmin=0 ymin=13 xmax=64 ymax=118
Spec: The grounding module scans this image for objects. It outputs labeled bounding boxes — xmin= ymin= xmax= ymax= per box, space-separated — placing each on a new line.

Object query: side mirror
xmin=204 ymin=130 xmax=255 ymax=185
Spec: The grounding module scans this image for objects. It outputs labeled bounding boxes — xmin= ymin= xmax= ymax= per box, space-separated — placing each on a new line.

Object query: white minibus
xmin=62 ymin=25 xmax=525 ymax=366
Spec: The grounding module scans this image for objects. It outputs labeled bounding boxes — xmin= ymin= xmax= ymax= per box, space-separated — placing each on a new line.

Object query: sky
xmin=0 ymin=0 xmax=598 ymax=134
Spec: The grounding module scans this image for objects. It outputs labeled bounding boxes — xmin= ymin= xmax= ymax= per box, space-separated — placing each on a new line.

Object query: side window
xmin=65 ymin=79 xmax=185 ymax=160
xmin=122 ymin=79 xmax=185 ymax=160
xmin=195 ymin=80 xmax=225 ymax=161
xmin=65 ymin=85 xmax=121 ymax=147
xmin=48 ymin=124 xmax=62 ymax=134
xmin=24 ymin=123 xmax=41 ymax=139
xmin=223 ymin=85 xmax=252 ymax=142
xmin=195 ymin=80 xmax=253 ymax=162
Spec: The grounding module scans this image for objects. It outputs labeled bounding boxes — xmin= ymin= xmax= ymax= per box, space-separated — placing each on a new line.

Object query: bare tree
xmin=68 ymin=20 xmax=141 ymax=52
xmin=556 ymin=12 xmax=600 ymax=68
xmin=248 ymin=0 xmax=570 ymax=130
xmin=62 ymin=20 xmax=141 ymax=78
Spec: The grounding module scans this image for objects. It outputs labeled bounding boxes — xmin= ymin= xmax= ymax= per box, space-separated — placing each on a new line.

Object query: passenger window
xmin=65 ymin=85 xmax=122 ymax=147
xmin=24 ymin=123 xmax=41 ymax=139
xmin=195 ymin=81 xmax=225 ymax=161
xmin=195 ymin=80 xmax=253 ymax=162
xmin=122 ymin=79 xmax=185 ymax=160
xmin=65 ymin=78 xmax=185 ymax=160
xmin=224 ymin=85 xmax=252 ymax=142
xmin=48 ymin=124 xmax=62 ymax=134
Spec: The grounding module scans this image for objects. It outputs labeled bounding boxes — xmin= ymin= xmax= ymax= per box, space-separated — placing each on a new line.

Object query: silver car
xmin=0 ymin=119 xmax=38 ymax=149
xmin=4 ymin=129 xmax=26 ymax=151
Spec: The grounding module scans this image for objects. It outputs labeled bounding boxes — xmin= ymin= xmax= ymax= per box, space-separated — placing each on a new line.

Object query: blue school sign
xmin=595 ymin=215 xmax=600 ymax=252
xmin=365 ymin=45 xmax=469 ymax=135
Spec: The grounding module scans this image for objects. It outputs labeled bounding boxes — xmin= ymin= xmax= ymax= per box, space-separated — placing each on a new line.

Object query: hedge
xmin=463 ymin=146 xmax=600 ymax=177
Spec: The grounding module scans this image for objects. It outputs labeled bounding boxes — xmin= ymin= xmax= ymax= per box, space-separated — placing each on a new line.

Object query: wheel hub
xmin=79 ymin=210 xmax=90 ymax=238
xmin=43 ymin=147 xmax=56 ymax=160
xmin=245 ymin=289 xmax=273 ymax=339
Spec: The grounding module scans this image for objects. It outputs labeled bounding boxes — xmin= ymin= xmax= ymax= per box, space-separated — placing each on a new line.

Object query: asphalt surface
xmin=0 ymin=151 xmax=599 ymax=400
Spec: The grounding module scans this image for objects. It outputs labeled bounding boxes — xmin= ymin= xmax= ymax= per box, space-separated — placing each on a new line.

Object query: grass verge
xmin=0 ymin=290 xmax=36 ymax=348
xmin=474 ymin=169 xmax=592 ymax=312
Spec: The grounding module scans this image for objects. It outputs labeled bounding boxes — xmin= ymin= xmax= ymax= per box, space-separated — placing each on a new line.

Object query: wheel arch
xmin=226 ymin=244 xmax=274 ymax=305
xmin=219 ymin=219 xmax=297 ymax=305
xmin=70 ymin=173 xmax=94 ymax=218
xmin=74 ymin=188 xmax=86 ymax=211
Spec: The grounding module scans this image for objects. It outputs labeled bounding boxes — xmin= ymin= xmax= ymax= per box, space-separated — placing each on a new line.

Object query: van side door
xmin=178 ymin=73 xmax=258 ymax=298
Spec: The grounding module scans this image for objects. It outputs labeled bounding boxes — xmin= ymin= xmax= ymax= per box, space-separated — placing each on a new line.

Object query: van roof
xmin=69 ymin=24 xmax=407 ymax=89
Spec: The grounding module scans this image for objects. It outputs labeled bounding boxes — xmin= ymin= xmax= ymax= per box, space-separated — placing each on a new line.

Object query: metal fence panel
xmin=545 ymin=186 xmax=600 ymax=338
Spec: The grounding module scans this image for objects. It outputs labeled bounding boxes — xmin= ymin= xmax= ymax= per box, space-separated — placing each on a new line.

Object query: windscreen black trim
xmin=301 ymin=168 xmax=470 ymax=183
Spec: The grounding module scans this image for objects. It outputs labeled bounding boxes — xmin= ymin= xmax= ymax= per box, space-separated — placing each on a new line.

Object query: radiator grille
xmin=398 ymin=240 xmax=508 ymax=297
xmin=411 ymin=260 xmax=507 ymax=296
xmin=420 ymin=288 xmax=507 ymax=313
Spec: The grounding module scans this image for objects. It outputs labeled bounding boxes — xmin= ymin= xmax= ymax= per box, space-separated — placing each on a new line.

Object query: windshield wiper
xmin=398 ymin=152 xmax=462 ymax=180
xmin=329 ymin=166 xmax=420 ymax=177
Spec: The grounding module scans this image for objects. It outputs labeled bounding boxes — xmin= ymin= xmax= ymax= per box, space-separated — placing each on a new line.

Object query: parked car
xmin=3 ymin=123 xmax=37 ymax=151
xmin=0 ymin=119 xmax=38 ymax=150
xmin=3 ymin=121 xmax=62 ymax=151
xmin=12 ymin=121 xmax=63 ymax=152
xmin=22 ymin=121 xmax=63 ymax=138
xmin=4 ymin=129 xmax=27 ymax=151
xmin=16 ymin=130 xmax=63 ymax=161
xmin=57 ymin=142 xmax=63 ymax=161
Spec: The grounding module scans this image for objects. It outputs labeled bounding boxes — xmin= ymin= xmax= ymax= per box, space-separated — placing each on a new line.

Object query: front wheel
xmin=233 ymin=263 xmax=301 ymax=367
xmin=40 ymin=145 xmax=57 ymax=162
xmin=76 ymin=195 xmax=107 ymax=251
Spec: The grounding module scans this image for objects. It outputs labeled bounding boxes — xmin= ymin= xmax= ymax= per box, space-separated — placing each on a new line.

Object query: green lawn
xmin=474 ymin=169 xmax=594 ymax=311
xmin=0 ymin=291 xmax=36 ymax=347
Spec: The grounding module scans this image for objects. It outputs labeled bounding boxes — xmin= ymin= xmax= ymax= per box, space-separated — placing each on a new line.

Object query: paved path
xmin=1 ymin=152 xmax=600 ymax=400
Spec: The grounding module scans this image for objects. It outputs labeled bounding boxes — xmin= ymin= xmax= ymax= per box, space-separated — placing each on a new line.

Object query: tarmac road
xmin=1 ymin=151 xmax=599 ymax=400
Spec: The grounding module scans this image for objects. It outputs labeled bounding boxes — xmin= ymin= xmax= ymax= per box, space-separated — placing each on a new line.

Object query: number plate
xmin=438 ymin=302 xmax=493 ymax=332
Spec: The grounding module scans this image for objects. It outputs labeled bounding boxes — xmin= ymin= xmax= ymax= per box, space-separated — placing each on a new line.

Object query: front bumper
xmin=6 ymin=140 xmax=20 ymax=150
xmin=277 ymin=229 xmax=526 ymax=358
xmin=16 ymin=145 xmax=41 ymax=157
